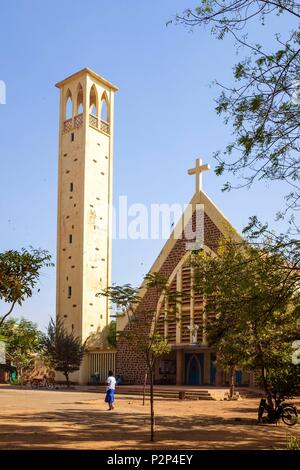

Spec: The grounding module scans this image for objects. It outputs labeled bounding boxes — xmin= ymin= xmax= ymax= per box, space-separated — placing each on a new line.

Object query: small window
xmin=69 ymin=234 xmax=73 ymax=244
xmin=68 ymin=286 xmax=72 ymax=298
xmin=70 ymin=183 xmax=73 ymax=192
xmin=71 ymin=132 xmax=74 ymax=142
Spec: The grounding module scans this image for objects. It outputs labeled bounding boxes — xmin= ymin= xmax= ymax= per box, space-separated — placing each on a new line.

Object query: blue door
xmin=185 ymin=353 xmax=204 ymax=385
xmin=210 ymin=353 xmax=217 ymax=385
xmin=235 ymin=370 xmax=242 ymax=386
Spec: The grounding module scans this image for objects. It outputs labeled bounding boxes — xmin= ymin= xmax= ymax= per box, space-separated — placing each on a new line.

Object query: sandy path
xmin=0 ymin=387 xmax=299 ymax=449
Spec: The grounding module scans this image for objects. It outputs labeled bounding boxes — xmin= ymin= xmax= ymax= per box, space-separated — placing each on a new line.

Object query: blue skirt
xmin=105 ymin=389 xmax=115 ymax=403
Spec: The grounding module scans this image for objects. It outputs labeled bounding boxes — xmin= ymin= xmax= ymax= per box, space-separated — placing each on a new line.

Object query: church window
xmin=69 ymin=234 xmax=72 ymax=244
xmin=71 ymin=132 xmax=74 ymax=142
xmin=65 ymin=89 xmax=72 ymax=119
xmin=70 ymin=182 xmax=73 ymax=192
xmin=68 ymin=286 xmax=72 ymax=298
xmin=89 ymin=84 xmax=98 ymax=116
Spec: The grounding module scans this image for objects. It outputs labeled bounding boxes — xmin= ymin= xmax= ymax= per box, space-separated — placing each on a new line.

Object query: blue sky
xmin=0 ymin=1 xmax=295 ymax=330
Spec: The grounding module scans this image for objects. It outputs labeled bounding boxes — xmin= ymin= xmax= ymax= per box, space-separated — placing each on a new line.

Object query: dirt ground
xmin=0 ymin=386 xmax=299 ymax=449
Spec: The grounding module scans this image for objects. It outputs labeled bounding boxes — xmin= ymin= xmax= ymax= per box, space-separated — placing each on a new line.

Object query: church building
xmin=116 ymin=160 xmax=253 ymax=387
xmin=55 ymin=68 xmax=252 ymax=387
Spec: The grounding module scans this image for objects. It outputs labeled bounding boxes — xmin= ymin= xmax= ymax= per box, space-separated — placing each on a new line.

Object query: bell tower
xmin=55 ymin=68 xmax=118 ymax=383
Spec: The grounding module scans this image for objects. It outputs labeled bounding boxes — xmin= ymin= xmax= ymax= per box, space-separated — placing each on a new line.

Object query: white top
xmin=106 ymin=376 xmax=116 ymax=391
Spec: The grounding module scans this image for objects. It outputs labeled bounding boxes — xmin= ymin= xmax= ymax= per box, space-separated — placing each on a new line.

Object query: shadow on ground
xmin=0 ymin=405 xmax=294 ymax=450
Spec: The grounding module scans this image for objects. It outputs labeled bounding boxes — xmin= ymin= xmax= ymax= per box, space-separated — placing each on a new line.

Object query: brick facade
xmin=116 ymin=210 xmax=222 ymax=384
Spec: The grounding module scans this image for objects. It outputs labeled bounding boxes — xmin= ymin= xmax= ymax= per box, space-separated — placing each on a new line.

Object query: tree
xmin=107 ymin=321 xmax=117 ymax=348
xmin=0 ymin=248 xmax=53 ymax=327
xmin=100 ymin=273 xmax=178 ymax=442
xmin=43 ymin=318 xmax=85 ymax=388
xmin=209 ymin=328 xmax=248 ymax=398
xmin=193 ymin=236 xmax=300 ymax=407
xmin=0 ymin=317 xmax=44 ymax=380
xmin=175 ymin=1 xmax=300 ymax=215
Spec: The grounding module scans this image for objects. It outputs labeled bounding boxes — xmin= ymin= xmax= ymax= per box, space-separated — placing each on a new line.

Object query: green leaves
xmin=193 ymin=235 xmax=300 ymax=401
xmin=0 ymin=248 xmax=53 ymax=326
xmin=0 ymin=318 xmax=44 ymax=376
xmin=234 ymin=63 xmax=246 ymax=80
xmin=43 ymin=318 xmax=85 ymax=385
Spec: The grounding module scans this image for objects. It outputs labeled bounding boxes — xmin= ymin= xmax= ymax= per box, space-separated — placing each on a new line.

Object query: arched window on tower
xmin=65 ymin=89 xmax=73 ymax=120
xmin=89 ymin=85 xmax=98 ymax=128
xmin=89 ymin=85 xmax=98 ymax=116
xmin=100 ymin=92 xmax=110 ymax=134
xmin=73 ymin=83 xmax=84 ymax=129
xmin=76 ymin=83 xmax=83 ymax=114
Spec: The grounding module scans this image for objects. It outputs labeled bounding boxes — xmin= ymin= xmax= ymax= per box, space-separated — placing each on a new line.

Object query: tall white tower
xmin=55 ymin=68 xmax=118 ymax=383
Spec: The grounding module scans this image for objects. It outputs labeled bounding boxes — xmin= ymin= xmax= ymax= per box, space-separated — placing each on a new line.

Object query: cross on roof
xmin=187 ymin=158 xmax=210 ymax=194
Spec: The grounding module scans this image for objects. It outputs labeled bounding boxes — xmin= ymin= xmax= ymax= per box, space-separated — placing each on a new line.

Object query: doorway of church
xmin=185 ymin=353 xmax=204 ymax=385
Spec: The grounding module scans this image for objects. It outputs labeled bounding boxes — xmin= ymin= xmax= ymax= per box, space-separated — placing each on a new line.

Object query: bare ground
xmin=0 ymin=387 xmax=299 ymax=449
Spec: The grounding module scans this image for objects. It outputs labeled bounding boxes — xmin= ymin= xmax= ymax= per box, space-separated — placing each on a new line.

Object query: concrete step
xmin=87 ymin=386 xmax=216 ymax=400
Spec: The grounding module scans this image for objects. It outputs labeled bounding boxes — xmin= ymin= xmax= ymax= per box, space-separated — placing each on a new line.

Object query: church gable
xmin=116 ymin=193 xmax=239 ymax=384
